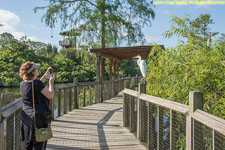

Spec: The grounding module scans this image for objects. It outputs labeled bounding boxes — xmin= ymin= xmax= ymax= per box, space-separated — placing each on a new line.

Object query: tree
xmin=163 ymin=14 xmax=218 ymax=47
xmin=34 ymin=0 xmax=155 ymax=48
xmin=0 ymin=33 xmax=40 ymax=86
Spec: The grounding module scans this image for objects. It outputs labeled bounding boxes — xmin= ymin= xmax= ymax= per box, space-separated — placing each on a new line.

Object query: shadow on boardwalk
xmin=47 ymin=93 xmax=146 ymax=150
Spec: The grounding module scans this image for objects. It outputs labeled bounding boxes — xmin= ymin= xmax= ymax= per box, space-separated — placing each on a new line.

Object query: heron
xmin=133 ymin=55 xmax=147 ymax=78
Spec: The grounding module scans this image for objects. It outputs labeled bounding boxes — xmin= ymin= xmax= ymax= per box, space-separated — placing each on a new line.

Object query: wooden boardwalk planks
xmin=47 ymin=93 xmax=146 ymax=150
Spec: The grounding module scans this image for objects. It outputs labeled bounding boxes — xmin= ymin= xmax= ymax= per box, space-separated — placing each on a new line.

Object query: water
xmin=0 ymin=83 xmax=65 ymax=99
xmin=0 ymin=87 xmax=20 ymax=99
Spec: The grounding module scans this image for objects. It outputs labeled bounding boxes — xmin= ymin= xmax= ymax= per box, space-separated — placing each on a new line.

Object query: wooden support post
xmin=69 ymin=87 xmax=72 ymax=111
xmin=101 ymin=58 xmax=105 ymax=81
xmin=129 ymin=76 xmax=131 ymax=89
xmin=0 ymin=94 xmax=4 ymax=150
xmin=96 ymin=53 xmax=101 ymax=103
xmin=117 ymin=61 xmax=120 ymax=93
xmin=109 ymin=59 xmax=113 ymax=98
xmin=83 ymin=86 xmax=86 ymax=107
xmin=123 ymin=94 xmax=127 ymax=127
xmin=135 ymin=75 xmax=138 ymax=90
xmin=117 ymin=61 xmax=120 ymax=79
xmin=49 ymin=91 xmax=54 ymax=120
xmin=109 ymin=59 xmax=113 ymax=81
xmin=137 ymin=83 xmax=147 ymax=139
xmin=0 ymin=94 xmax=2 ymax=122
xmin=89 ymin=86 xmax=92 ymax=105
xmin=74 ymin=78 xmax=78 ymax=109
xmin=58 ymin=89 xmax=61 ymax=117
xmin=130 ymin=97 xmax=135 ymax=132
xmin=107 ymin=83 xmax=110 ymax=99
xmin=0 ymin=94 xmax=14 ymax=150
xmin=95 ymin=85 xmax=97 ymax=104
xmin=64 ymin=88 xmax=67 ymax=114
xmin=187 ymin=91 xmax=203 ymax=150
xmin=113 ymin=60 xmax=117 ymax=96
xmin=101 ymin=82 xmax=104 ymax=102
xmin=113 ymin=60 xmax=117 ymax=81
xmin=100 ymin=58 xmax=105 ymax=102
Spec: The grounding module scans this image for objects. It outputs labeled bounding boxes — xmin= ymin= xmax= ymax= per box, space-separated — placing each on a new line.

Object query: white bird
xmin=134 ymin=55 xmax=147 ymax=78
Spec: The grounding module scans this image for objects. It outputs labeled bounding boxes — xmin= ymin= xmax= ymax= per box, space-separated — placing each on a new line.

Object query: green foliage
xmin=0 ymin=32 xmax=138 ymax=87
xmin=163 ymin=14 xmax=218 ymax=47
xmin=120 ymin=60 xmax=141 ymax=77
xmin=34 ymin=0 xmax=155 ymax=47
xmin=0 ymin=33 xmax=40 ymax=86
xmin=147 ymin=31 xmax=225 ymax=119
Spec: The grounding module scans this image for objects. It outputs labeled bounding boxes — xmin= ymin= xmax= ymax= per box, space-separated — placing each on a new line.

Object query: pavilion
xmin=90 ymin=45 xmax=164 ymax=102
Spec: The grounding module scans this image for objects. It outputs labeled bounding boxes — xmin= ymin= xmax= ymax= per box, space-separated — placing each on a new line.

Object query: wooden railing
xmin=0 ymin=77 xmax=140 ymax=150
xmin=123 ymin=88 xmax=225 ymax=150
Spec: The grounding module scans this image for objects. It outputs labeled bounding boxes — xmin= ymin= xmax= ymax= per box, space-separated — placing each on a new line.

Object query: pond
xmin=0 ymin=83 xmax=66 ymax=99
xmin=0 ymin=87 xmax=20 ymax=99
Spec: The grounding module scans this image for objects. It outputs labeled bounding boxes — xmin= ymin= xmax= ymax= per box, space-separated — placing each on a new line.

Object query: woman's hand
xmin=49 ymin=73 xmax=55 ymax=84
xmin=45 ymin=67 xmax=52 ymax=76
xmin=40 ymin=67 xmax=52 ymax=83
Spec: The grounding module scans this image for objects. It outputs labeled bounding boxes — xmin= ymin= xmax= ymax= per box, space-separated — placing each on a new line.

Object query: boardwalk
xmin=47 ymin=93 xmax=146 ymax=150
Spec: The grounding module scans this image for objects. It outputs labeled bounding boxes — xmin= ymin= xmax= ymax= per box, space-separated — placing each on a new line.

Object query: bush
xmin=146 ymin=44 xmax=225 ymax=119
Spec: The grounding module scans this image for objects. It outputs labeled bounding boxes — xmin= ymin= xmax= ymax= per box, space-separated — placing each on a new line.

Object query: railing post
xmin=49 ymin=90 xmax=54 ymax=120
xmin=69 ymin=87 xmax=72 ymax=111
xmin=187 ymin=91 xmax=203 ymax=150
xmin=74 ymin=78 xmax=78 ymax=109
xmin=136 ymin=75 xmax=138 ymax=87
xmin=0 ymin=94 xmax=2 ymax=122
xmin=95 ymin=84 xmax=97 ymax=104
xmin=129 ymin=76 xmax=131 ymax=89
xmin=137 ymin=82 xmax=147 ymax=139
xmin=58 ymin=89 xmax=61 ymax=117
xmin=0 ymin=94 xmax=14 ymax=150
xmin=0 ymin=94 xmax=4 ymax=150
xmin=64 ymin=88 xmax=67 ymax=114
xmin=96 ymin=53 xmax=101 ymax=103
xmin=89 ymin=86 xmax=92 ymax=105
xmin=123 ymin=94 xmax=128 ymax=127
xmin=83 ymin=86 xmax=86 ymax=107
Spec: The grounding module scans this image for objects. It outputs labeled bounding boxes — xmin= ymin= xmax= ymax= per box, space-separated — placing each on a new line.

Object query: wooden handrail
xmin=2 ymin=98 xmax=22 ymax=118
xmin=123 ymin=88 xmax=189 ymax=114
xmin=139 ymin=93 xmax=189 ymax=114
xmin=1 ymin=79 xmax=132 ymax=120
xmin=192 ymin=109 xmax=225 ymax=136
xmin=123 ymin=88 xmax=139 ymax=97
xmin=123 ymin=88 xmax=225 ymax=150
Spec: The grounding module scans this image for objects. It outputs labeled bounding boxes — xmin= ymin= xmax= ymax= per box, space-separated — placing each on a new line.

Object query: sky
xmin=0 ymin=0 xmax=225 ymax=49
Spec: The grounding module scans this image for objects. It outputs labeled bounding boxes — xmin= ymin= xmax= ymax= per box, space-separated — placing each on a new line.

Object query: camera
xmin=49 ymin=68 xmax=53 ymax=74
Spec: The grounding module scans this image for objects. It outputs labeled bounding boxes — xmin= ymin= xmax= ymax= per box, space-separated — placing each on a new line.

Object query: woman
xmin=19 ymin=62 xmax=55 ymax=150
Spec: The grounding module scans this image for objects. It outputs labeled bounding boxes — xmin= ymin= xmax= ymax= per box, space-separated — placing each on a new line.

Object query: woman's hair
xmin=19 ymin=62 xmax=35 ymax=80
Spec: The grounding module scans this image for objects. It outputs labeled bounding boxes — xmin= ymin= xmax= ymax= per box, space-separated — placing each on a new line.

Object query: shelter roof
xmin=90 ymin=45 xmax=164 ymax=60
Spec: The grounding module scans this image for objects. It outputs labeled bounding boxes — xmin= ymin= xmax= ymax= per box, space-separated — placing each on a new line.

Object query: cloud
xmin=0 ymin=9 xmax=20 ymax=26
xmin=0 ymin=9 xmax=45 ymax=42
xmin=145 ymin=35 xmax=160 ymax=43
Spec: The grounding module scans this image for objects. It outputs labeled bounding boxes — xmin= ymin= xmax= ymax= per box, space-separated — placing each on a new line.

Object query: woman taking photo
xmin=19 ymin=62 xmax=55 ymax=150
